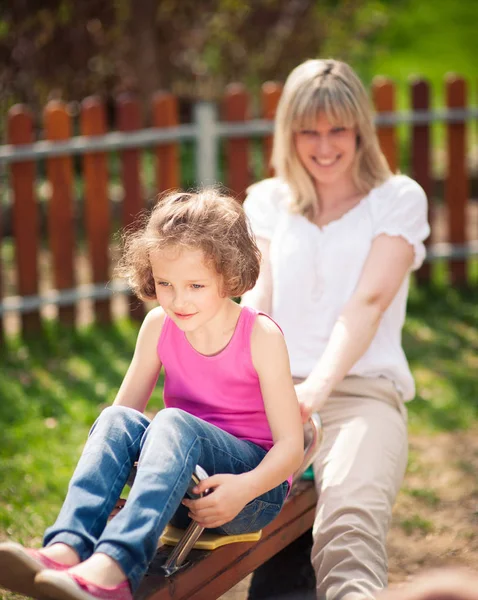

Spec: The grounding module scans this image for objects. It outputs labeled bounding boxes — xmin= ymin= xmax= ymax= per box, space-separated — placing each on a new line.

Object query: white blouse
xmin=243 ymin=174 xmax=430 ymax=401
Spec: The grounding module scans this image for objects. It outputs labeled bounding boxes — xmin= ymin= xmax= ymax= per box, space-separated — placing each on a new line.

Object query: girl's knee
xmin=148 ymin=408 xmax=202 ymax=442
xmin=92 ymin=405 xmax=149 ymax=434
xmin=152 ymin=407 xmax=192 ymax=428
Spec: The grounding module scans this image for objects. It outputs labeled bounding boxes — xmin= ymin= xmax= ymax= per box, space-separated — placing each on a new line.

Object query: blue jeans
xmin=43 ymin=406 xmax=288 ymax=591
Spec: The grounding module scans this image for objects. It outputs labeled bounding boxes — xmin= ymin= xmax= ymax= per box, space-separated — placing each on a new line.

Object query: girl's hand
xmin=182 ymin=473 xmax=252 ymax=529
xmin=295 ymin=380 xmax=329 ymax=423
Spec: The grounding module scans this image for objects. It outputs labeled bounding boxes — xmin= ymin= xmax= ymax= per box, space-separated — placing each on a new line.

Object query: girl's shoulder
xmin=250 ymin=312 xmax=287 ymax=374
xmin=250 ymin=312 xmax=284 ymax=354
xmin=253 ymin=312 xmax=283 ymax=336
xmin=142 ymin=305 xmax=167 ymax=336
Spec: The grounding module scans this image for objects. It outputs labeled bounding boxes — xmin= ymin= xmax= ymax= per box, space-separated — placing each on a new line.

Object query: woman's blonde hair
xmin=116 ymin=188 xmax=261 ymax=300
xmin=272 ymin=59 xmax=392 ymax=216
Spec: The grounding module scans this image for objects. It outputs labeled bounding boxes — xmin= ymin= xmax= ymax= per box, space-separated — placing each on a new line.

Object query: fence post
xmin=117 ymin=93 xmax=145 ymax=320
xmin=7 ymin=105 xmax=41 ymax=335
xmin=44 ymin=100 xmax=76 ymax=326
xmin=80 ymin=96 xmax=111 ymax=324
xmin=372 ymin=77 xmax=398 ymax=172
xmin=194 ymin=101 xmax=218 ymax=185
xmin=445 ymin=74 xmax=468 ymax=286
xmin=261 ymin=82 xmax=282 ymax=177
xmin=223 ymin=83 xmax=250 ymax=201
xmin=0 ymin=174 xmax=3 ymax=340
xmin=153 ymin=92 xmax=180 ymax=194
xmin=410 ymin=78 xmax=433 ymax=284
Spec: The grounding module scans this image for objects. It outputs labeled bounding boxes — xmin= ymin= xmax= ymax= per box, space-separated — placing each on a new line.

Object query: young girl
xmin=0 ymin=189 xmax=304 ymax=600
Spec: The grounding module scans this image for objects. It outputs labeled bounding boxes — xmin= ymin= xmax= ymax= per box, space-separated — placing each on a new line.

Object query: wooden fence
xmin=0 ymin=74 xmax=477 ymax=338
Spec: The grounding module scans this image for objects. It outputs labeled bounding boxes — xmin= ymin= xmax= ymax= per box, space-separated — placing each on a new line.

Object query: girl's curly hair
xmin=116 ymin=188 xmax=261 ymax=300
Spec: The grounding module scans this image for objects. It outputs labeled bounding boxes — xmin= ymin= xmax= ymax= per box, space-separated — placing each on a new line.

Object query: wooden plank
xmin=136 ymin=482 xmax=317 ymax=600
xmin=223 ymin=84 xmax=250 ymax=202
xmin=7 ymin=105 xmax=41 ymax=335
xmin=261 ymin=82 xmax=282 ymax=178
xmin=44 ymin=100 xmax=76 ymax=325
xmin=80 ymin=96 xmax=111 ymax=323
xmin=372 ymin=77 xmax=398 ymax=173
xmin=445 ymin=75 xmax=468 ymax=286
xmin=116 ymin=93 xmax=145 ymax=320
xmin=153 ymin=92 xmax=180 ymax=194
xmin=410 ymin=78 xmax=433 ymax=284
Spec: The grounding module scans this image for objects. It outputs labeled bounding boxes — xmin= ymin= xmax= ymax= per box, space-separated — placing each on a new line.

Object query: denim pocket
xmin=218 ymin=498 xmax=281 ymax=536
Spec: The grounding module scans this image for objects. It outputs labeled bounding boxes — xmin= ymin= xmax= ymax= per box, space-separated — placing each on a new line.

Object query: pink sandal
xmin=0 ymin=541 xmax=70 ymax=598
xmin=35 ymin=570 xmax=133 ymax=600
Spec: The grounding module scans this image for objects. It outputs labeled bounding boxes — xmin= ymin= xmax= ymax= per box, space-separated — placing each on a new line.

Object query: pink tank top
xmin=157 ymin=306 xmax=275 ymax=451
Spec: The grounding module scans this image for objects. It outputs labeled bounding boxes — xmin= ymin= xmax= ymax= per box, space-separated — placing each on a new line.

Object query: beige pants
xmin=311 ymin=376 xmax=408 ymax=600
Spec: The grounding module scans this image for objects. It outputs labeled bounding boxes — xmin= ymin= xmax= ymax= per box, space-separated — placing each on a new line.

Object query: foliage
xmin=0 ymin=0 xmax=394 ymax=125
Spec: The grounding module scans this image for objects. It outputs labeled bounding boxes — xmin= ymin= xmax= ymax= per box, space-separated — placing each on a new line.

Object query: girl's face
xmin=294 ymin=112 xmax=357 ymax=190
xmin=150 ymin=246 xmax=227 ymax=333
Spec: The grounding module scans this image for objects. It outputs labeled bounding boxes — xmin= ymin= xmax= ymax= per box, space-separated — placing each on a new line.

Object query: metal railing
xmin=1 ymin=105 xmax=477 ymax=184
xmin=1 ymin=241 xmax=477 ymax=317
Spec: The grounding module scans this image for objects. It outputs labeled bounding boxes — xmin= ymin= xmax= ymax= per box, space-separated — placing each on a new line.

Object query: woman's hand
xmin=182 ymin=473 xmax=253 ymax=529
xmin=295 ymin=380 xmax=330 ymax=423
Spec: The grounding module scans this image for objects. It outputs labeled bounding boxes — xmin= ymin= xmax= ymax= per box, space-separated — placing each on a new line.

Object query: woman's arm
xmin=112 ymin=306 xmax=165 ymax=413
xmin=240 ymin=237 xmax=273 ymax=314
xmin=297 ymin=234 xmax=415 ymax=421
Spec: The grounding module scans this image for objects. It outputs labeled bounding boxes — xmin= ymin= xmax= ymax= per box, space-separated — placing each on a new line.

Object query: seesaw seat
xmin=160 ymin=524 xmax=262 ymax=550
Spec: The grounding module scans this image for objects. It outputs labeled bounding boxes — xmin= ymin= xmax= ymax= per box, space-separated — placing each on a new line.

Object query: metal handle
xmin=162 ymin=519 xmax=205 ymax=576
xmin=291 ymin=413 xmax=323 ymax=488
xmin=162 ymin=466 xmax=210 ymax=576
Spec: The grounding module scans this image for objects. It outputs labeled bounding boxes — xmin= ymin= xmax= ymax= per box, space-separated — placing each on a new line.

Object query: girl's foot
xmin=35 ymin=570 xmax=132 ymax=600
xmin=40 ymin=543 xmax=81 ymax=567
xmin=67 ymin=553 xmax=127 ymax=588
xmin=0 ymin=541 xmax=71 ymax=598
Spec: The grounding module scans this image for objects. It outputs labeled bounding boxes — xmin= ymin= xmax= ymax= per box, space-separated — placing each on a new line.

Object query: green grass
xmin=403 ymin=487 xmax=440 ymax=508
xmin=400 ymin=514 xmax=435 ymax=536
xmin=405 ymin=282 xmax=478 ymax=432
xmin=363 ymin=0 xmax=478 ymax=105
xmin=0 ymin=318 xmax=164 ymax=542
xmin=0 ymin=284 xmax=477 ymax=542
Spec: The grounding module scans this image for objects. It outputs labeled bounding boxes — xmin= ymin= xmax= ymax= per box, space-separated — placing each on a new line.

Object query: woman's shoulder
xmin=367 ymin=174 xmax=428 ymax=219
xmin=245 ymin=177 xmax=291 ymax=207
xmin=243 ymin=178 xmax=292 ymax=239
xmin=247 ymin=176 xmax=289 ymax=193
xmin=371 ymin=174 xmax=426 ymax=202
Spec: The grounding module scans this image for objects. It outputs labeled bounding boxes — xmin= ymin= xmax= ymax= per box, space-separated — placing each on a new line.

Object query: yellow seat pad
xmin=160 ymin=524 xmax=262 ymax=550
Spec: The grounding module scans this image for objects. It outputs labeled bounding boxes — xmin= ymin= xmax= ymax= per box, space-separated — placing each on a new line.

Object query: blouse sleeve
xmin=371 ymin=176 xmax=430 ymax=271
xmin=243 ymin=178 xmax=285 ymax=241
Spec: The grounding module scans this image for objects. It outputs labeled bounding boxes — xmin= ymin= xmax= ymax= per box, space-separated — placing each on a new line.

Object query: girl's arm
xmin=242 ymin=315 xmax=304 ymax=495
xmin=186 ymin=317 xmax=303 ymax=528
xmin=240 ymin=237 xmax=273 ymax=314
xmin=297 ymin=233 xmax=415 ymax=421
xmin=112 ymin=306 xmax=165 ymax=413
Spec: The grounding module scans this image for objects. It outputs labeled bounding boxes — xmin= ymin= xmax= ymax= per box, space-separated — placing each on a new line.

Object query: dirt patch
xmin=220 ymin=428 xmax=478 ymax=599
xmin=388 ymin=428 xmax=478 ymax=583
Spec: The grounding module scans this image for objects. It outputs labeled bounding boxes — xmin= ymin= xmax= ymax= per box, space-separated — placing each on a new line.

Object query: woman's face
xmin=294 ymin=112 xmax=357 ymax=188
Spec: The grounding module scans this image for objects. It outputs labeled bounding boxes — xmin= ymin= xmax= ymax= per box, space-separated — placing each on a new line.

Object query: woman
xmin=241 ymin=59 xmax=430 ymax=600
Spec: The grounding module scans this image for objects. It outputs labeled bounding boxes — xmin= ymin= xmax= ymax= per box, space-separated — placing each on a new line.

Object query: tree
xmin=0 ymin=0 xmax=393 ymax=126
